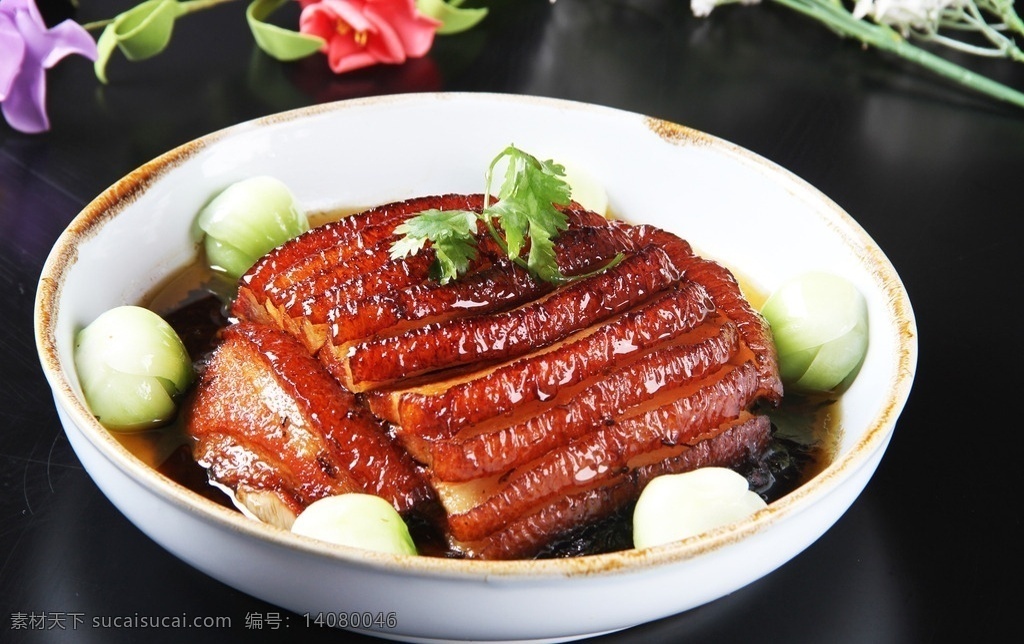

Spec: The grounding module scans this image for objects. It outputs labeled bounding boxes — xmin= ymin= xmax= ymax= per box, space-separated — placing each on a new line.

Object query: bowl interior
xmin=35 ymin=92 xmax=917 ymax=601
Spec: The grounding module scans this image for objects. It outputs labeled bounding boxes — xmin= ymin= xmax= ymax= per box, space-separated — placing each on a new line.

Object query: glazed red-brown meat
xmin=428 ymin=322 xmax=741 ymax=481
xmin=185 ymin=322 xmax=434 ymax=523
xmin=238 ymin=194 xmax=485 ymax=306
xmin=452 ymin=414 xmax=772 ymax=560
xmin=331 ymin=242 xmax=695 ymax=392
xmin=234 ymin=195 xmax=613 ymax=356
xmin=324 ymin=223 xmax=638 ymax=347
xmin=441 ymin=364 xmax=766 ymax=542
xmin=366 ymin=281 xmax=719 ymax=443
xmin=190 ymin=194 xmax=782 ymax=558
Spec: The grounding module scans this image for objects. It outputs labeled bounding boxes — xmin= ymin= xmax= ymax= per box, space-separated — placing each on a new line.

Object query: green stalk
xmin=82 ymin=0 xmax=239 ymax=31
xmin=979 ymin=0 xmax=1024 ymax=37
xmin=771 ymin=0 xmax=1024 ymax=109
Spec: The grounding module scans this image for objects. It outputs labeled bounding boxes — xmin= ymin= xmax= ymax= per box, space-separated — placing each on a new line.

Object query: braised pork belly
xmin=185 ymin=194 xmax=782 ymax=559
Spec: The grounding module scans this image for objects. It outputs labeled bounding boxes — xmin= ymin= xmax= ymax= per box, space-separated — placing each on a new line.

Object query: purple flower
xmin=1 ymin=0 xmax=97 ymax=134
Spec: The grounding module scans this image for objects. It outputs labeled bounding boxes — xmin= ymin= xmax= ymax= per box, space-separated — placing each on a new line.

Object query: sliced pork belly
xmin=437 ymin=363 xmax=766 ymax=543
xmin=451 ymin=414 xmax=772 ymax=560
xmin=367 ymin=281 xmax=720 ymax=446
xmin=234 ymin=195 xmax=611 ymax=356
xmin=184 ymin=322 xmax=434 ymax=527
xmin=232 ymin=195 xmax=485 ymax=345
xmin=204 ymin=194 xmax=782 ymax=559
xmin=329 ymin=242 xmax=694 ymax=392
xmin=427 ymin=321 xmax=741 ymax=481
xmin=237 ymin=194 xmax=485 ymax=310
xmin=324 ymin=222 xmax=640 ymax=347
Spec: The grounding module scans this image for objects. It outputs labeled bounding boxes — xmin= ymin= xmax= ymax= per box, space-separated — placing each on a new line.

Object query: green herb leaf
xmin=486 ymin=146 xmax=571 ymax=281
xmin=390 ymin=145 xmax=576 ymax=284
xmin=391 ymin=209 xmax=479 ymax=284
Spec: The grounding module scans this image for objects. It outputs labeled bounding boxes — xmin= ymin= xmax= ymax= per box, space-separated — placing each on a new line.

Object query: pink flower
xmin=1 ymin=0 xmax=97 ymax=133
xmin=298 ymin=0 xmax=441 ymax=74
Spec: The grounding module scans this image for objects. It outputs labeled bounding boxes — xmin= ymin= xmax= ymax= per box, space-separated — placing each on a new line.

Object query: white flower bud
xmin=853 ymin=0 xmax=967 ymax=35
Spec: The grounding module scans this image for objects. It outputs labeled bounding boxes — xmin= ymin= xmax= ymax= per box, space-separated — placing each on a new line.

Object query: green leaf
xmin=391 ymin=209 xmax=479 ymax=283
xmin=485 ymin=146 xmax=571 ymax=281
xmin=94 ymin=0 xmax=182 ymax=83
xmin=93 ymin=26 xmax=120 ymax=85
xmin=432 ymin=237 xmax=479 ymax=284
xmin=247 ymin=0 xmax=325 ymax=62
xmin=524 ymin=216 xmax=562 ymax=283
xmin=389 ymin=145 xmax=581 ymax=285
xmin=416 ymin=0 xmax=489 ymax=35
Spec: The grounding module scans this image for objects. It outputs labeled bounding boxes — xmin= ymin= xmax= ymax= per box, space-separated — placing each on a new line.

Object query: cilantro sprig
xmin=391 ymin=145 xmax=604 ymax=284
xmin=389 ymin=209 xmax=480 ymax=284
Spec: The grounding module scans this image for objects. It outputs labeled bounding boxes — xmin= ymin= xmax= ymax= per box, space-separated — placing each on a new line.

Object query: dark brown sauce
xmin=113 ymin=214 xmax=838 ymax=559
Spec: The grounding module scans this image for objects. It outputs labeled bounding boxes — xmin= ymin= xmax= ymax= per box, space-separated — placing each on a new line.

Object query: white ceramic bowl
xmin=35 ymin=93 xmax=917 ymax=643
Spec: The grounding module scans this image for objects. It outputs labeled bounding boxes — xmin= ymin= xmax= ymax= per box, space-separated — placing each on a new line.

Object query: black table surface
xmin=3 ymin=0 xmax=1021 ymax=642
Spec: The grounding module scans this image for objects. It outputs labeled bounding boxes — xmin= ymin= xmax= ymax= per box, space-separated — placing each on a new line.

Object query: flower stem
xmin=771 ymin=0 xmax=1024 ymax=109
xmin=81 ymin=19 xmax=111 ymax=31
xmin=81 ymin=0 xmax=240 ymax=32
xmin=977 ymin=0 xmax=1024 ymax=37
